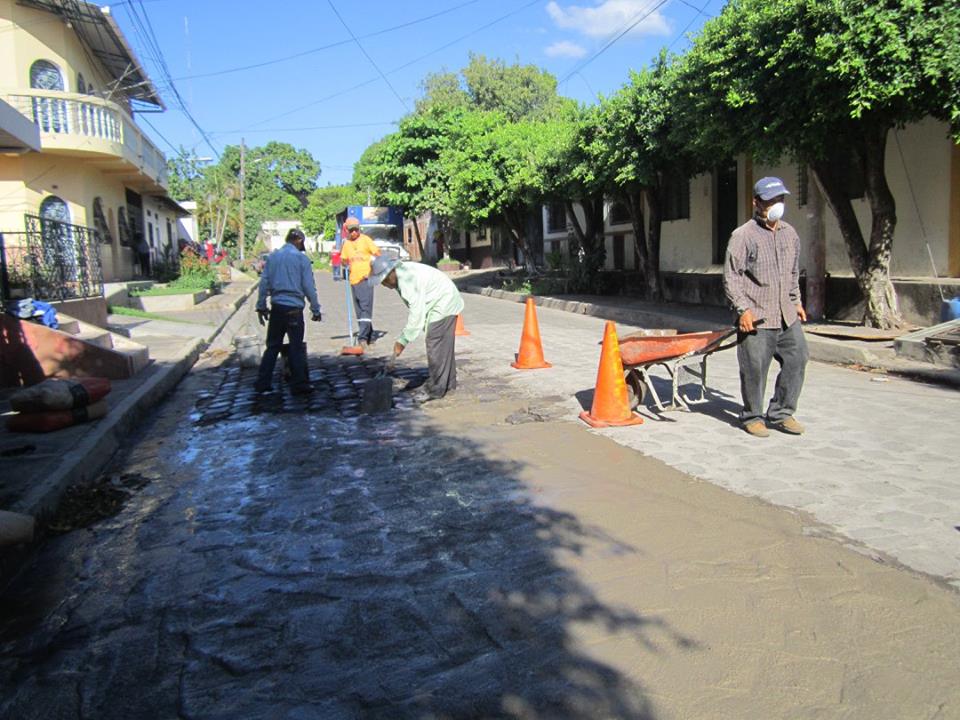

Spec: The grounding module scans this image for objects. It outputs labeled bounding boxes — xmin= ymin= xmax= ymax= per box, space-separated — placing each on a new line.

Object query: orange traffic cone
xmin=455 ymin=314 xmax=470 ymax=336
xmin=580 ymin=321 xmax=644 ymax=427
xmin=511 ymin=298 xmax=552 ymax=370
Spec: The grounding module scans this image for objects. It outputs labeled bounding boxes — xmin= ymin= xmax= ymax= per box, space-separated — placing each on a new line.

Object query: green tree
xmin=675 ymin=0 xmax=960 ymax=328
xmin=192 ymin=142 xmax=321 ymax=255
xmin=303 ymin=184 xmax=363 ymax=240
xmin=593 ymin=54 xmax=686 ymax=300
xmin=166 ymin=147 xmax=207 ymax=202
xmin=444 ymin=110 xmax=567 ymax=263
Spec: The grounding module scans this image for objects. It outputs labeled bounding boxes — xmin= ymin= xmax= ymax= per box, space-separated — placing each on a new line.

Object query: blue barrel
xmin=941 ymin=297 xmax=960 ymax=322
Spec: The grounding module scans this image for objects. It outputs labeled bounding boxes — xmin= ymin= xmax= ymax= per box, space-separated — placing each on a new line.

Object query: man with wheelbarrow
xmin=723 ymin=177 xmax=808 ymax=438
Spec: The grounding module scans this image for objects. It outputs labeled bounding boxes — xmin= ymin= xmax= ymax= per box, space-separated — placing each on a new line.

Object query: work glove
xmin=311 ymin=311 xmax=322 ymax=322
xmin=256 ymin=308 xmax=270 ymax=326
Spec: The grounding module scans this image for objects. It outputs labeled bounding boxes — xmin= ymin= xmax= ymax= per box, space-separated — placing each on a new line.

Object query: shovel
xmin=360 ymin=358 xmax=395 ymax=414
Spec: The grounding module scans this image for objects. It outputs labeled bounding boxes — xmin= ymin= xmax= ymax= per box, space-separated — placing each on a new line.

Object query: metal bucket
xmin=233 ymin=335 xmax=261 ymax=368
xmin=941 ymin=297 xmax=960 ymax=323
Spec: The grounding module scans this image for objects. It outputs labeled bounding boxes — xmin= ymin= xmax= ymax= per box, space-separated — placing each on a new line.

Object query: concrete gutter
xmin=8 ymin=281 xmax=259 ymax=520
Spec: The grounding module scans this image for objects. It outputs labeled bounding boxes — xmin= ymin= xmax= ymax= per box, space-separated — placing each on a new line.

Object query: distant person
xmin=723 ymin=177 xmax=808 ymax=438
xmin=369 ymin=256 xmax=464 ymax=403
xmin=254 ymin=228 xmax=322 ymax=395
xmin=339 ymin=217 xmax=381 ymax=347
xmin=135 ymin=234 xmax=150 ymax=277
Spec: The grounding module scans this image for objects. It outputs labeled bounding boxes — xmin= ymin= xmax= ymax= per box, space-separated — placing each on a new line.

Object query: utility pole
xmin=239 ymin=138 xmax=245 ymax=262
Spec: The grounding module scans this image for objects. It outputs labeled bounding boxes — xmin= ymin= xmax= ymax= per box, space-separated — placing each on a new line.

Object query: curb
xmin=463 ymin=285 xmax=902 ymax=371
xmin=10 ymin=281 xmax=259 ymax=520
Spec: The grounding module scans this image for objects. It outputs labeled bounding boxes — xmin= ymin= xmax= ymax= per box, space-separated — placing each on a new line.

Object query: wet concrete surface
xmin=0 ymin=355 xmax=656 ymax=719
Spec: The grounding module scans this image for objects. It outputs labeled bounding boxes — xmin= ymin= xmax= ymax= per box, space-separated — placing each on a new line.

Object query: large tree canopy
xmin=674 ymin=0 xmax=959 ymax=327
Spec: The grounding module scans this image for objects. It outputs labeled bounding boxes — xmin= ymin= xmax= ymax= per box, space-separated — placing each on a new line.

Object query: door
xmin=714 ymin=160 xmax=739 ymax=264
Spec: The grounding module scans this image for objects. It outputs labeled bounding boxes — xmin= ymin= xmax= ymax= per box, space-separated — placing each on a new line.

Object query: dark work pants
xmin=256 ymin=305 xmax=308 ymax=391
xmin=351 ymin=281 xmax=375 ymax=343
xmin=425 ymin=315 xmax=457 ymax=398
xmin=736 ymin=320 xmax=808 ymax=424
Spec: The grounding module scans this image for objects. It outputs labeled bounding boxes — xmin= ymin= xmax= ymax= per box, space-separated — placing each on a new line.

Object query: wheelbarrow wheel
xmin=625 ymin=370 xmax=645 ymax=410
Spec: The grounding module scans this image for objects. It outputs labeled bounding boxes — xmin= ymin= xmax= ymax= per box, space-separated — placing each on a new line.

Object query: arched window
xmin=30 ymin=60 xmax=64 ymax=90
xmin=29 ymin=60 xmax=67 ymax=133
xmin=39 ymin=195 xmax=77 ymax=283
xmin=77 ymin=73 xmax=86 ymax=94
xmin=39 ymin=195 xmax=70 ymax=223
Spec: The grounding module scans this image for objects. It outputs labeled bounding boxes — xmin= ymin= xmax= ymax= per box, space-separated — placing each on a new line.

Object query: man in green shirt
xmin=369 ymin=256 xmax=465 ymax=402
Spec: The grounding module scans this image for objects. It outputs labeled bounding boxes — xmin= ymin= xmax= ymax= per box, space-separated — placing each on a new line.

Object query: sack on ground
xmin=10 ymin=377 xmax=111 ymax=413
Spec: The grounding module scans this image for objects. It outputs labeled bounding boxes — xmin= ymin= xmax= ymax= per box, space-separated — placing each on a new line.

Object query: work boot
xmin=769 ymin=416 xmax=805 ymax=435
xmin=743 ymin=420 xmax=769 ymax=437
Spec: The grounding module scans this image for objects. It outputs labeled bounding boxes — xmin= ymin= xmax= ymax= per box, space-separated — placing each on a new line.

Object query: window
xmin=546 ymin=202 xmax=566 ymax=233
xmin=77 ymin=73 xmax=86 ymax=94
xmin=30 ymin=60 xmax=67 ymax=133
xmin=39 ymin=195 xmax=76 ymax=281
xmin=661 ymin=172 xmax=690 ymax=221
xmin=609 ymin=201 xmax=630 ymax=225
xmin=613 ymin=234 xmax=625 ymax=270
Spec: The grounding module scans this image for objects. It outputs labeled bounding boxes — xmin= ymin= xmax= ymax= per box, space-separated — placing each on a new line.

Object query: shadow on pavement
xmin=0 ymin=353 xmax=698 ymax=718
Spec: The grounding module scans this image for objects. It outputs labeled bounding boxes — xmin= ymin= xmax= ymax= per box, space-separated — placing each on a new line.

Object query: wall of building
xmin=2 ymin=1 xmax=115 ymax=102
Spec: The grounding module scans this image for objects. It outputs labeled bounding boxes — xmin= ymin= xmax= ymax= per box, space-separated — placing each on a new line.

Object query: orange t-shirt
xmin=340 ymin=234 xmax=381 ymax=285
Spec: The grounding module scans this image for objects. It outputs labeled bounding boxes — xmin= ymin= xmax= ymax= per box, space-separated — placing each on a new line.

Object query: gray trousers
xmin=351 ymin=281 xmax=375 ymax=343
xmin=736 ymin=320 xmax=808 ymax=424
xmin=425 ymin=315 xmax=457 ymax=398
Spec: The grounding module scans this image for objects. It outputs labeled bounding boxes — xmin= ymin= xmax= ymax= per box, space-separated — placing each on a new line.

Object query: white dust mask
xmin=766 ymin=202 xmax=785 ymax=222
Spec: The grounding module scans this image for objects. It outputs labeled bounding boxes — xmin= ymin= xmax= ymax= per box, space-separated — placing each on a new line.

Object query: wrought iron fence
xmin=0 ymin=215 xmax=103 ymax=303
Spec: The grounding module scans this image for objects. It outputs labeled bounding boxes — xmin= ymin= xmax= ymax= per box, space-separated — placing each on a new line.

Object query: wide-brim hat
xmin=368 ymin=256 xmax=401 ymax=286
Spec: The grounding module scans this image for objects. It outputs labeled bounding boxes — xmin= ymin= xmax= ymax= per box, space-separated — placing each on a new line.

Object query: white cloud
xmin=546 ymin=0 xmax=671 ymax=38
xmin=544 ymin=40 xmax=588 ymax=58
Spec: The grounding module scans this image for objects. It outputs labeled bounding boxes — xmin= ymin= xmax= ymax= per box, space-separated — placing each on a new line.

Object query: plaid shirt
xmin=723 ymin=217 xmax=801 ymax=328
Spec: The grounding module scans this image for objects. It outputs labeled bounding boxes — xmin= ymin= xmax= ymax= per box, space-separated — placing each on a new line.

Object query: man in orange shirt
xmin=339 ymin=217 xmax=381 ymax=347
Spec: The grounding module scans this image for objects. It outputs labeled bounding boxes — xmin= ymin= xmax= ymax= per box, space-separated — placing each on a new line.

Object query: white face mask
xmin=765 ymin=202 xmax=785 ymax=222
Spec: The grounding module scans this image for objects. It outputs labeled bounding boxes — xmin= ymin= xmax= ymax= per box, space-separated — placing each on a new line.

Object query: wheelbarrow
xmin=619 ymin=327 xmax=739 ymax=412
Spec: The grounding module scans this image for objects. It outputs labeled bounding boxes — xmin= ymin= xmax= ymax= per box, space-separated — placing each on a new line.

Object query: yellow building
xmin=0 ymin=0 xmax=186 ymax=312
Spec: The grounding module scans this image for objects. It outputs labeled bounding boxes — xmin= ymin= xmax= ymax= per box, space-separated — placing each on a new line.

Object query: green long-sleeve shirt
xmin=393 ymin=261 xmax=464 ymax=347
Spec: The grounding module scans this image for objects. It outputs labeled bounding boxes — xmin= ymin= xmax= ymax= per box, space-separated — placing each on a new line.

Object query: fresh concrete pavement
xmin=451 ymin=281 xmax=960 ymax=592
xmin=3 ymin=266 xmax=958 ymax=592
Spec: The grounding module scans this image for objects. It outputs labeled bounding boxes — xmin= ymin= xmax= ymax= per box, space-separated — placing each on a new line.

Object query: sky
xmin=110 ymin=0 xmax=724 ymax=188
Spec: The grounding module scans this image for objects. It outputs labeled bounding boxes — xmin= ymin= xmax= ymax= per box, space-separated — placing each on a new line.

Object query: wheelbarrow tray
xmin=620 ymin=329 xmax=734 ymax=367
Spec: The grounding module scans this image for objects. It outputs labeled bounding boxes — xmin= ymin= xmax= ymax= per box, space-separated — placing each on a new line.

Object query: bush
xmin=309 ymin=252 xmax=331 ymax=271
xmin=170 ymin=249 xmax=219 ymax=291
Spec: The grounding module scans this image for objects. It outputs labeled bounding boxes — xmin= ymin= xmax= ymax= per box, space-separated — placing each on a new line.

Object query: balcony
xmin=3 ymin=90 xmax=168 ymax=192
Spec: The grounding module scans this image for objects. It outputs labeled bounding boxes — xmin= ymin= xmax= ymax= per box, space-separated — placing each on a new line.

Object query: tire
xmin=625 ymin=371 xmax=645 ymax=410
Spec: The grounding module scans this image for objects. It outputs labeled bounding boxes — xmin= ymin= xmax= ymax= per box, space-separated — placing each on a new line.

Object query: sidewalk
xmin=0 ymin=277 xmax=258 ymax=523
xmin=459 ymin=274 xmax=960 ymax=388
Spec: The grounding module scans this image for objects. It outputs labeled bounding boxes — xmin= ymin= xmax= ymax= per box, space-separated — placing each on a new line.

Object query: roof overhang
xmin=16 ymin=0 xmax=165 ymax=110
xmin=151 ymin=195 xmax=193 ymax=217
xmin=0 ymin=97 xmax=41 ymax=153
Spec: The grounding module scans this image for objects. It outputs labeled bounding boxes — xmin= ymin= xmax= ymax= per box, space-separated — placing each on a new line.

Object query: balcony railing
xmin=4 ymin=90 xmax=168 ymax=187
xmin=0 ymin=215 xmax=103 ymax=303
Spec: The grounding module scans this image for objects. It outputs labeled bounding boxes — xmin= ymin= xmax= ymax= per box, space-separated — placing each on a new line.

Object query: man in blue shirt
xmin=254 ymin=228 xmax=322 ymax=395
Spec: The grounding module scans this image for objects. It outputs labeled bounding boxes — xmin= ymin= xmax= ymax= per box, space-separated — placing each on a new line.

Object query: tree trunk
xmin=502 ymin=206 xmax=528 ymax=265
xmin=625 ymin=189 xmax=650 ymax=294
xmin=811 ymin=129 xmax=903 ymax=329
xmin=410 ymin=218 xmax=426 ymax=263
xmin=645 ymin=184 xmax=664 ymax=301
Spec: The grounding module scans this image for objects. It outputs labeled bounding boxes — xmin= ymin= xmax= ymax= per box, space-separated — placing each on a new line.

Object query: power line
xmin=669 ymin=0 xmax=717 ymax=50
xmin=213 ymin=121 xmax=399 ymax=134
xmin=239 ymin=0 xmax=542 ymax=131
xmin=325 ymin=0 xmax=409 ymax=113
xmin=173 ymin=0 xmax=480 ymax=82
xmin=560 ymin=0 xmax=672 ymax=83
xmin=121 ymin=0 xmax=220 ymax=159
